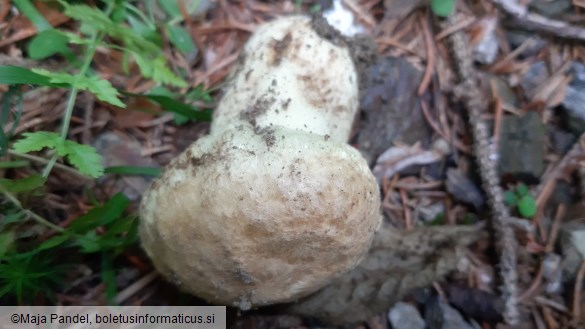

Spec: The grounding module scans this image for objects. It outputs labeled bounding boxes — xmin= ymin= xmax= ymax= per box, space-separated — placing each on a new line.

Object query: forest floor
xmin=1 ymin=0 xmax=585 ymax=328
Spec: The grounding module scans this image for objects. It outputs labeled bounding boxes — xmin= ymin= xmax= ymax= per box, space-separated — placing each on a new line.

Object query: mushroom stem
xmin=284 ymin=222 xmax=484 ymax=325
xmin=211 ymin=16 xmax=359 ymax=142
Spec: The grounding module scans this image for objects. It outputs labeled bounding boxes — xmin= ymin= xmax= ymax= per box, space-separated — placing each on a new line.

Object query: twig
xmin=535 ymin=132 xmax=585 ymax=202
xmin=8 ymin=150 xmax=89 ymax=178
xmin=573 ymin=261 xmax=585 ymax=322
xmin=341 ymin=0 xmax=376 ymax=30
xmin=418 ymin=14 xmax=435 ymax=96
xmin=399 ymin=188 xmax=413 ymax=230
xmin=540 ymin=304 xmax=559 ymax=329
xmin=491 ymin=80 xmax=504 ymax=153
xmin=82 ymin=94 xmax=95 ymax=145
xmin=376 ymin=37 xmax=416 ymax=55
xmin=442 ymin=13 xmax=520 ymax=325
xmin=534 ymin=295 xmax=570 ymax=313
xmin=545 ymin=204 xmax=565 ymax=253
xmin=435 ymin=16 xmax=475 ymax=41
xmin=519 ymin=262 xmax=543 ymax=302
xmin=0 ymin=183 xmax=65 ymax=233
xmin=114 ymin=271 xmax=159 ymax=304
xmin=420 ymin=100 xmax=471 ymax=154
xmin=491 ymin=0 xmax=585 ymax=41
xmin=531 ymin=307 xmax=547 ymax=329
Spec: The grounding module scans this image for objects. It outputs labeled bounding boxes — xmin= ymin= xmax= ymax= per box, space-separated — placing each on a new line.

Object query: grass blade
xmin=105 ymin=166 xmax=161 ymax=176
xmin=13 ymin=0 xmax=52 ymax=31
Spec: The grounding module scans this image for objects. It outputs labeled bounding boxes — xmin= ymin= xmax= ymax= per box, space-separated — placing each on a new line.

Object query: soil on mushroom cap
xmin=239 ymin=94 xmax=277 ymax=128
xmin=270 ymin=32 xmax=293 ymax=66
xmin=310 ymin=15 xmax=378 ymax=105
xmin=310 ymin=14 xmax=347 ymax=47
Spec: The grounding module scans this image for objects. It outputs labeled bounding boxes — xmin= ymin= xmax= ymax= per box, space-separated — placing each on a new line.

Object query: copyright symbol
xmin=11 ymin=314 xmax=20 ymax=323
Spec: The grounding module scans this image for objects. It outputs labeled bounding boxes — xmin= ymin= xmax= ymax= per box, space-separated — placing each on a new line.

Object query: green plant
xmin=0 ymin=192 xmax=136 ymax=303
xmin=0 ymin=251 xmax=69 ymax=304
xmin=0 ymin=0 xmax=207 ymax=304
xmin=430 ymin=0 xmax=456 ymax=18
xmin=504 ymin=183 xmax=537 ymax=218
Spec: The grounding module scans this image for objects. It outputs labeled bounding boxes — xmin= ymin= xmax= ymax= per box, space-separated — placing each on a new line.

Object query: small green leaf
xmin=126 ymin=12 xmax=161 ymax=45
xmin=37 ymin=234 xmax=71 ymax=251
xmin=122 ymin=91 xmax=212 ymax=121
xmin=12 ymin=131 xmax=61 ymax=153
xmin=430 ymin=0 xmax=456 ymax=18
xmin=517 ymin=195 xmax=537 ymax=218
xmin=101 ymin=253 xmax=118 ymax=301
xmin=77 ymin=232 xmax=101 ymax=253
xmin=104 ymin=215 xmax=137 ymax=236
xmin=62 ymin=32 xmax=91 ymax=45
xmin=504 ymin=190 xmax=518 ymax=206
xmin=152 ymin=57 xmax=187 ymax=87
xmin=0 ymin=175 xmax=47 ymax=193
xmin=149 ymin=86 xmax=175 ymax=98
xmin=111 ymin=2 xmax=128 ymax=23
xmin=159 ymin=0 xmax=181 ymax=19
xmin=144 ymin=94 xmax=212 ymax=121
xmin=0 ymin=252 xmax=67 ymax=303
xmin=0 ymin=161 xmax=29 ymax=169
xmin=150 ymin=86 xmax=187 ymax=124
xmin=186 ymin=84 xmax=213 ymax=102
xmin=166 ymin=25 xmax=196 ymax=55
xmin=134 ymin=54 xmax=187 ymax=88
xmin=12 ymin=131 xmax=104 ymax=178
xmin=2 ymin=211 xmax=26 ymax=225
xmin=27 ymin=29 xmax=70 ymax=60
xmin=173 ymin=113 xmax=190 ymax=125
xmin=84 ymin=76 xmax=126 ymax=108
xmin=61 ymin=1 xmax=160 ymax=53
xmin=516 ymin=183 xmax=529 ymax=197
xmin=31 ymin=69 xmax=125 ymax=107
xmin=0 ymin=66 xmax=52 ymax=85
xmin=61 ymin=140 xmax=104 ymax=178
xmin=69 ymin=193 xmax=130 ymax=234
xmin=0 ymin=231 xmax=15 ymax=258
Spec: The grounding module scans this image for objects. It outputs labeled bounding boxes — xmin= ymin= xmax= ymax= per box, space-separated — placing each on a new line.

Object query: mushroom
xmin=139 ymin=16 xmax=381 ymax=310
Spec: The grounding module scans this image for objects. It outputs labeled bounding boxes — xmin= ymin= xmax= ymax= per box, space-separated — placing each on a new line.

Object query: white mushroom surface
xmin=140 ymin=16 xmax=381 ymax=310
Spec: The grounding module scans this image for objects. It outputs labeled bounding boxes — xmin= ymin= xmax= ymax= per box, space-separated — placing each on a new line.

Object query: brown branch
xmin=442 ymin=13 xmax=520 ymax=325
xmin=491 ymin=0 xmax=585 ymax=41
xmin=418 ymin=14 xmax=435 ymax=96
xmin=573 ymin=261 xmax=585 ymax=322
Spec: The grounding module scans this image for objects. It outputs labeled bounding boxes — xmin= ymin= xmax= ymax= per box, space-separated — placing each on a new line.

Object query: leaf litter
xmin=2 ymin=0 xmax=585 ymax=328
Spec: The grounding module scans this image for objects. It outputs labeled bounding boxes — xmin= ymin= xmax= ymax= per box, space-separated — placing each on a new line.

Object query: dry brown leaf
xmin=373 ymin=143 xmax=443 ymax=181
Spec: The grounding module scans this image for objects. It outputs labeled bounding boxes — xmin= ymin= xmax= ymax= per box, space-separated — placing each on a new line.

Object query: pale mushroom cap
xmin=140 ymin=124 xmax=381 ymax=308
xmin=212 ymin=16 xmax=359 ymax=142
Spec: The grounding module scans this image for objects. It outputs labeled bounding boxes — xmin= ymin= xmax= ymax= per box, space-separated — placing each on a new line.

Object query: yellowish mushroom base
xmin=139 ymin=124 xmax=381 ymax=309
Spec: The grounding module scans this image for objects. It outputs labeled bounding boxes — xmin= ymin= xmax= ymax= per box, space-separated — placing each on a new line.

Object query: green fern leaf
xmin=32 ymin=69 xmax=125 ymax=107
xmin=61 ymin=140 xmax=104 ymax=178
xmin=11 ymin=131 xmax=61 ymax=153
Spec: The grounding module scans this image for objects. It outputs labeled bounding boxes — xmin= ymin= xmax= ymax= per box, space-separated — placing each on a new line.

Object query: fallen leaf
xmin=373 ymin=143 xmax=443 ymax=181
